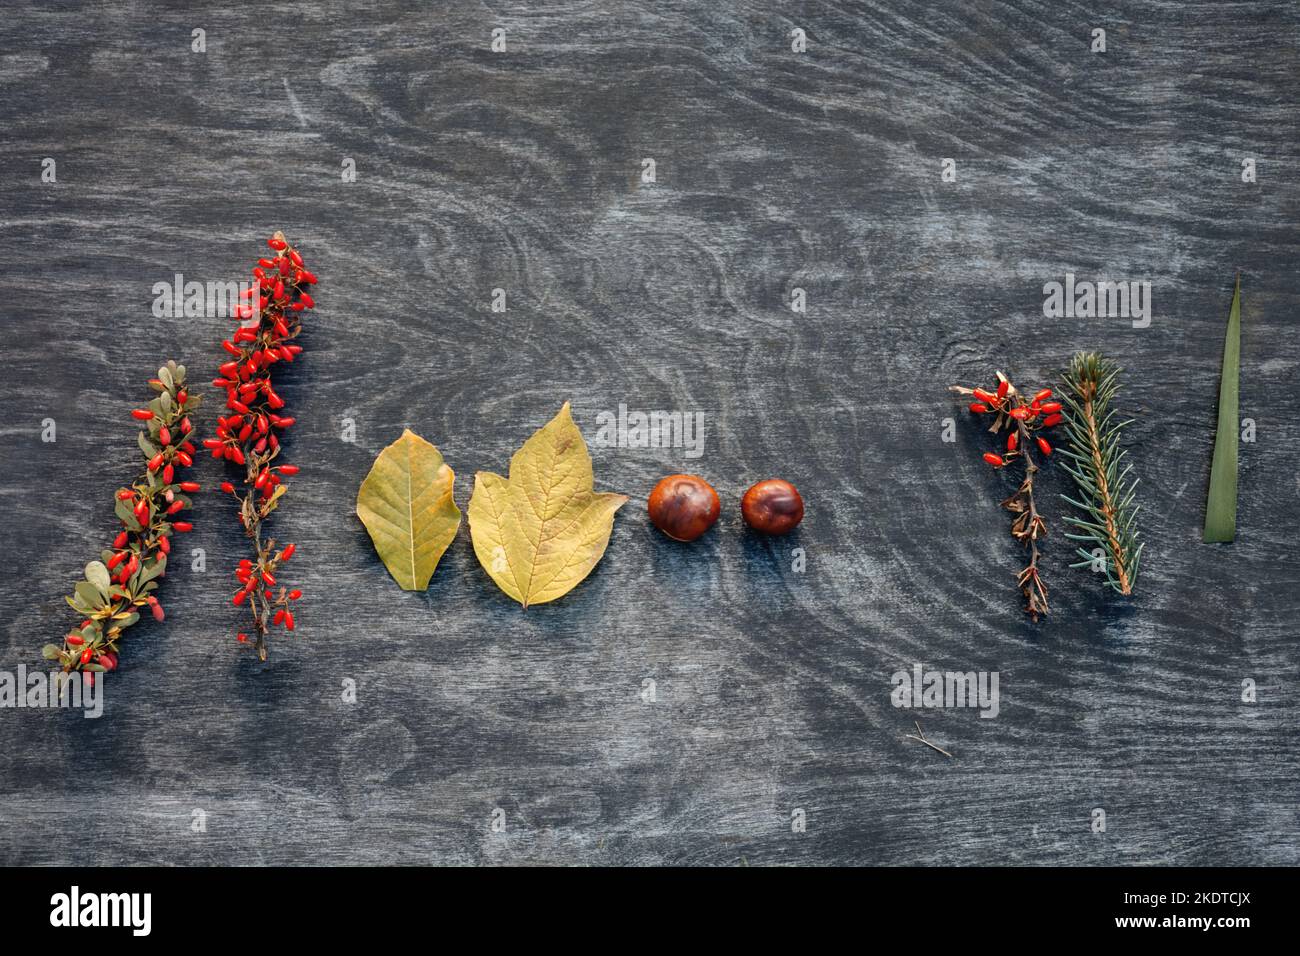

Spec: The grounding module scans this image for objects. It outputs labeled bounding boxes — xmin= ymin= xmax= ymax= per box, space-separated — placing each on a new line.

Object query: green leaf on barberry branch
xmin=115 ymin=497 xmax=140 ymax=531
xmin=74 ymin=581 xmax=103 ymax=610
xmin=85 ymin=561 xmax=111 ymax=596
xmin=42 ymin=644 xmax=60 ymax=660
xmin=138 ymin=555 xmax=166 ymax=585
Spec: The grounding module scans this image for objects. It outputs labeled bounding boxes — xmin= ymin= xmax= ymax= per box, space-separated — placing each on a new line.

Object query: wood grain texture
xmin=0 ymin=0 xmax=1297 ymax=866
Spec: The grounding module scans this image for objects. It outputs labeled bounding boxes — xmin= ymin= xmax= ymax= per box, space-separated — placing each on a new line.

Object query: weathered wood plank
xmin=0 ymin=1 xmax=1295 ymax=865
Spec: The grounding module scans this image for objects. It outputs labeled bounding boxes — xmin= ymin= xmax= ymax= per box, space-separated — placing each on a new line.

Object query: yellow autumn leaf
xmin=468 ymin=402 xmax=627 ymax=607
xmin=356 ymin=429 xmax=461 ymax=590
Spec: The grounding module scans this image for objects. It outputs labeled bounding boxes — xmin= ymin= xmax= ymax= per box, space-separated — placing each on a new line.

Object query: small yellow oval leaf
xmin=356 ymin=429 xmax=461 ymax=590
xmin=468 ymin=403 xmax=627 ymax=607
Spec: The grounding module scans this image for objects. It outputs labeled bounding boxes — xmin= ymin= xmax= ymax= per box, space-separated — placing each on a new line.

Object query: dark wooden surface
xmin=1 ymin=1 xmax=1296 ymax=866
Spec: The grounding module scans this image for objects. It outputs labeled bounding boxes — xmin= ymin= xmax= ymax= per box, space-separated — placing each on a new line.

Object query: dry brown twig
xmin=904 ymin=720 xmax=953 ymax=759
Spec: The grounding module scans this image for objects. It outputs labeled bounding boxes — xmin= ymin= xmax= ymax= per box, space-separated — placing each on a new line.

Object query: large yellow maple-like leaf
xmin=356 ymin=429 xmax=461 ymax=590
xmin=469 ymin=403 xmax=627 ymax=607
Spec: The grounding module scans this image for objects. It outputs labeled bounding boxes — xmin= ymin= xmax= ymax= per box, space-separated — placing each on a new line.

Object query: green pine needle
xmin=1058 ymin=352 xmax=1143 ymax=595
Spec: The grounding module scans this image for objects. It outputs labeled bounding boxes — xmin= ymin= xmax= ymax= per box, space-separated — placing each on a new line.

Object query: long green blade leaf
xmin=1203 ymin=275 xmax=1241 ymax=542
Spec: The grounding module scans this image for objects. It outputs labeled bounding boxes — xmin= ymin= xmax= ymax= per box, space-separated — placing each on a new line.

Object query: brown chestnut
xmin=647 ymin=474 xmax=720 ymax=541
xmin=741 ymin=479 xmax=804 ymax=534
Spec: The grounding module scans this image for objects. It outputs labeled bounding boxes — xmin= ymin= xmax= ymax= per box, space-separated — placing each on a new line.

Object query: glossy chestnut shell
xmin=741 ymin=479 xmax=804 ymax=534
xmin=647 ymin=474 xmax=721 ymax=542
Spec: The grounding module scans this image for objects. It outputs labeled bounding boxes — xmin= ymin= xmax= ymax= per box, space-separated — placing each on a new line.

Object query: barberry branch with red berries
xmin=45 ymin=362 xmax=202 ymax=679
xmin=950 ymin=372 xmax=1062 ymax=621
xmin=206 ymin=231 xmax=314 ymax=661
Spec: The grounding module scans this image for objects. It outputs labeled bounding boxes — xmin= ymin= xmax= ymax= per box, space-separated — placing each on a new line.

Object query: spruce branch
xmin=1057 ymin=352 xmax=1143 ymax=595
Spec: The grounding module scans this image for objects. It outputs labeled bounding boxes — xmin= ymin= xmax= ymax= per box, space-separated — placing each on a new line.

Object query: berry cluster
xmin=207 ymin=232 xmax=314 ymax=661
xmin=46 ymin=363 xmax=202 ymax=679
xmin=966 ymin=378 xmax=1063 ymax=467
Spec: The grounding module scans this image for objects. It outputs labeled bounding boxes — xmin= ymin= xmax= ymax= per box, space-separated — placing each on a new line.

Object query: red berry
xmin=280 ymin=543 xmax=296 ymax=561
xmin=268 ymin=237 xmax=287 ymax=250
xmin=66 ymin=635 xmax=84 ymax=646
xmin=237 ymin=633 xmax=248 ymax=643
xmin=278 ymin=465 xmax=299 ymax=476
xmin=80 ymin=648 xmax=93 ymax=664
xmin=284 ymin=611 xmax=295 ymax=631
xmin=1039 ymin=402 xmax=1062 ymax=413
xmin=131 ymin=409 xmax=154 ymax=420
xmin=173 ymin=521 xmax=193 ymax=532
xmin=273 ymin=609 xmax=286 ymax=625
xmin=1033 ymin=389 xmax=1052 ymax=403
xmin=1007 ymin=432 xmax=1018 ymax=451
xmin=996 ymin=380 xmax=1009 ymax=399
xmin=288 ymin=589 xmax=302 ymax=600
xmin=1036 ymin=437 xmax=1052 ymax=456
xmin=1042 ymin=413 xmax=1063 ymax=427
xmin=179 ymin=481 xmax=200 ymax=492
xmin=982 ymin=452 xmax=1003 ymax=467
